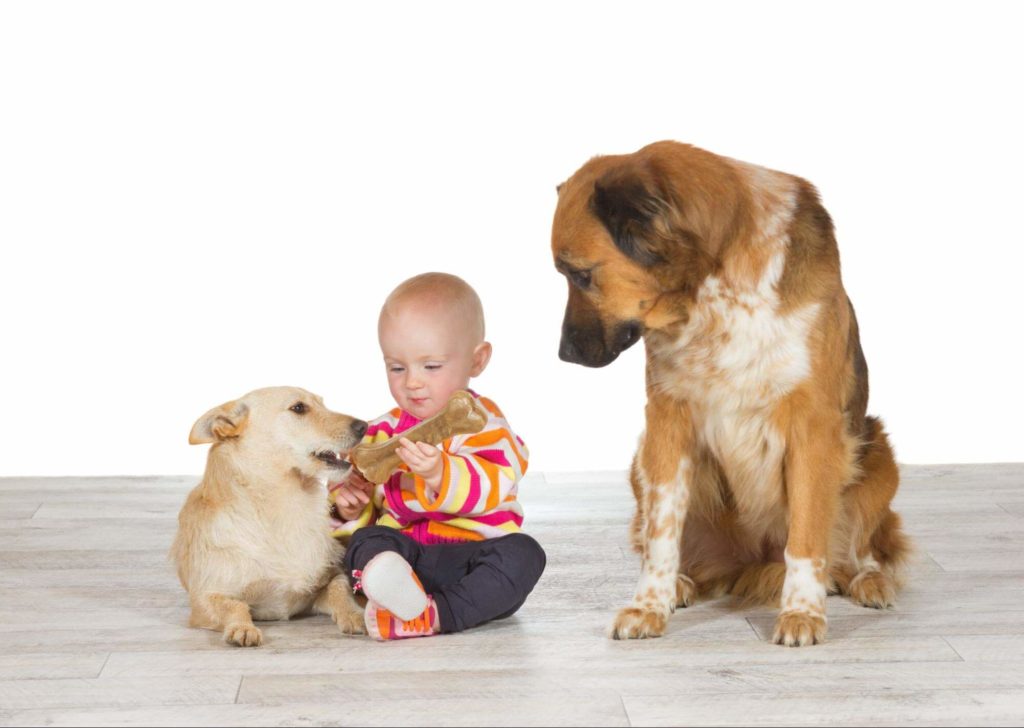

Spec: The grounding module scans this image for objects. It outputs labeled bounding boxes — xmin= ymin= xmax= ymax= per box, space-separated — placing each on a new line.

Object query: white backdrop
xmin=2 ymin=1 xmax=1022 ymax=477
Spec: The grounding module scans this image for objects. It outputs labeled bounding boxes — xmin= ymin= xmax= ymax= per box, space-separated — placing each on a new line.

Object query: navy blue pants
xmin=344 ymin=526 xmax=546 ymax=634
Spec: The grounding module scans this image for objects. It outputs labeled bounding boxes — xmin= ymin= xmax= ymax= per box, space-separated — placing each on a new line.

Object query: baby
xmin=330 ymin=272 xmax=546 ymax=640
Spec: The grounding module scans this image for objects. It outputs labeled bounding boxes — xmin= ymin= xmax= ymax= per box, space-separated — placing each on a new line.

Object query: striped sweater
xmin=329 ymin=392 xmax=529 ymax=544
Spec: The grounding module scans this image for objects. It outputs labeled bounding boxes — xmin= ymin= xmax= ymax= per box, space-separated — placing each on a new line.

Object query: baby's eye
xmin=389 ymin=366 xmax=405 ymax=373
xmin=425 ymin=364 xmax=442 ymax=371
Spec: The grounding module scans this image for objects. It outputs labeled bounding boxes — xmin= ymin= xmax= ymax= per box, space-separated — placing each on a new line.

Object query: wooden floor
xmin=1 ymin=464 xmax=1023 ymax=726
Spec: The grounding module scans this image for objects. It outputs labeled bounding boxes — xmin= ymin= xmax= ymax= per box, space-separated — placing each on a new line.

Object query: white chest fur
xmin=650 ymin=247 xmax=820 ymax=525
xmin=196 ymin=484 xmax=341 ymax=617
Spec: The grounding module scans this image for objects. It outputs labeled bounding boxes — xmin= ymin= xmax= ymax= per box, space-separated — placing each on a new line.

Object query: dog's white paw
xmin=334 ymin=608 xmax=367 ymax=636
xmin=224 ymin=622 xmax=263 ymax=647
xmin=772 ymin=610 xmax=826 ymax=647
xmin=609 ymin=606 xmax=667 ymax=640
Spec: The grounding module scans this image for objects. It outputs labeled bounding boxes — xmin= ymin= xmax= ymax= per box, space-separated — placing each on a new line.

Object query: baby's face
xmin=379 ymin=305 xmax=488 ymax=420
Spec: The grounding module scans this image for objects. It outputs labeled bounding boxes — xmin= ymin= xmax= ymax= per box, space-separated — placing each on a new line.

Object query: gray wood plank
xmin=0 ymin=697 xmax=629 ymax=727
xmin=946 ymin=635 xmax=1024 ymax=662
xmin=622 ymin=689 xmax=1024 ymax=726
xmin=0 ymin=675 xmax=240 ymax=711
xmin=749 ymin=610 xmax=1024 ymax=640
xmin=0 ymin=654 xmax=108 ymax=680
xmin=0 ymin=466 xmax=1021 ymax=727
xmin=32 ymin=503 xmax=178 ymax=520
xmin=1000 ymin=502 xmax=1024 ymax=516
xmin=0 ymin=504 xmax=41 ymax=519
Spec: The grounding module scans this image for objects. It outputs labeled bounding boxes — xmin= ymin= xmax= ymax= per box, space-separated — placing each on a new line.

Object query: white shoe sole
xmin=361 ymin=551 xmax=429 ymax=621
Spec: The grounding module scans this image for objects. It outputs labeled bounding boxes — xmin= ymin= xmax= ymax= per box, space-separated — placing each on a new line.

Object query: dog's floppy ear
xmin=189 ymin=400 xmax=250 ymax=444
xmin=590 ymin=161 xmax=677 ymax=266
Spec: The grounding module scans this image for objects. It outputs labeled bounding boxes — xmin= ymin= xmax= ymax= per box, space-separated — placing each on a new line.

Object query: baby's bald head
xmin=377 ymin=273 xmax=492 ymax=418
xmin=379 ymin=272 xmax=486 ymax=348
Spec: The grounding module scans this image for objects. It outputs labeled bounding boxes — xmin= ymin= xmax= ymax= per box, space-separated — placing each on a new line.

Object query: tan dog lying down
xmin=349 ymin=390 xmax=489 ymax=483
xmin=172 ymin=387 xmax=368 ymax=646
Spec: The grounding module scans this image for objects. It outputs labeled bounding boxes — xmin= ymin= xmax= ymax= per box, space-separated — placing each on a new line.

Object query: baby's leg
xmin=427 ymin=533 xmax=546 ymax=633
xmin=344 ymin=525 xmax=424 ymax=577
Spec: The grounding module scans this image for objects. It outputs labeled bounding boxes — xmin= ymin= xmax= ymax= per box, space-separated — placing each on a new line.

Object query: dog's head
xmin=189 ymin=386 xmax=367 ymax=483
xmin=551 ymin=141 xmax=743 ymax=367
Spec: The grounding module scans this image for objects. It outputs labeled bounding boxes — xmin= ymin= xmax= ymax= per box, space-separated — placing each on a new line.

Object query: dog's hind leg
xmin=314 ymin=573 xmax=366 ymax=635
xmin=192 ymin=593 xmax=263 ymax=647
xmin=838 ymin=417 xmax=909 ymax=609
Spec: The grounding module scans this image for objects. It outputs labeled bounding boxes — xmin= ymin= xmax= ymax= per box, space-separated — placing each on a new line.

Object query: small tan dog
xmin=172 ymin=386 xmax=367 ymax=646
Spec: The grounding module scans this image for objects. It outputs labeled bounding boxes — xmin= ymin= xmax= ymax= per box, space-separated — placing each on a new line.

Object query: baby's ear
xmin=189 ymin=400 xmax=250 ymax=444
xmin=470 ymin=341 xmax=492 ymax=377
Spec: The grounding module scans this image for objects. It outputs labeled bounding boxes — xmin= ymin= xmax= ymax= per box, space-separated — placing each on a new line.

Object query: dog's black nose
xmin=351 ymin=420 xmax=368 ymax=438
xmin=558 ymin=337 xmax=580 ymax=363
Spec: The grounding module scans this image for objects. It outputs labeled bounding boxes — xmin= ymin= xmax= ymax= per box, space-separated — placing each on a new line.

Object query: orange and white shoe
xmin=365 ymin=597 xmax=441 ymax=641
xmin=358 ymin=551 xmax=429 ymax=621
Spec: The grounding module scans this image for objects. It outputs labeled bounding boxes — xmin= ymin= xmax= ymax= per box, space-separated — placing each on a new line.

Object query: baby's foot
xmin=359 ymin=551 xmax=429 ymax=620
xmin=365 ymin=597 xmax=441 ymax=641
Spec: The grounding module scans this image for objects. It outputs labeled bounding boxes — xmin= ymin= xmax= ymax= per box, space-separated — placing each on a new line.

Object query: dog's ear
xmin=590 ymin=162 xmax=677 ymax=266
xmin=189 ymin=400 xmax=250 ymax=444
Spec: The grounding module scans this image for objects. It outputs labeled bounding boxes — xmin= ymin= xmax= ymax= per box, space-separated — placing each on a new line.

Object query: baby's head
xmin=378 ymin=272 xmax=491 ymax=420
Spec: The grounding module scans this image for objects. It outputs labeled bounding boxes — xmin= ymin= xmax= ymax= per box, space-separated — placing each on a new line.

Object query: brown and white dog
xmin=172 ymin=386 xmax=367 ymax=646
xmin=551 ymin=141 xmax=910 ymax=646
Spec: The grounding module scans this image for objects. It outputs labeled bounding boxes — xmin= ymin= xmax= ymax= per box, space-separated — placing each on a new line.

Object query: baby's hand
xmin=396 ymin=437 xmax=443 ymax=490
xmin=334 ymin=470 xmax=375 ymax=521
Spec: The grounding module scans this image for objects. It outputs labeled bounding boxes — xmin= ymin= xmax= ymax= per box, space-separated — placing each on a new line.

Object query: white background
xmin=1 ymin=1 xmax=1021 ymax=477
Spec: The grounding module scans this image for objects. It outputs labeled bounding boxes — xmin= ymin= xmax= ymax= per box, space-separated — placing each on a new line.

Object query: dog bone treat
xmin=350 ymin=390 xmax=489 ymax=484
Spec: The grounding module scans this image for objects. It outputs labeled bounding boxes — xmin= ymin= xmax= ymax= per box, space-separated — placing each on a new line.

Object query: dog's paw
xmin=849 ymin=570 xmax=896 ymax=609
xmin=334 ymin=609 xmax=367 ymax=636
xmin=608 ymin=606 xmax=667 ymax=640
xmin=224 ymin=622 xmax=263 ymax=647
xmin=675 ymin=574 xmax=697 ymax=609
xmin=772 ymin=610 xmax=826 ymax=647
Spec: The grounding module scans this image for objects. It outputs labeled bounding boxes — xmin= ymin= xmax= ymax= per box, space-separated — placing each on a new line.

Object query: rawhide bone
xmin=349 ymin=391 xmax=489 ymax=484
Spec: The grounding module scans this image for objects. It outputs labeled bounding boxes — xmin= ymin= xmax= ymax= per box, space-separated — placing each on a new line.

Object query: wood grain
xmin=1 ymin=464 xmax=1022 ymax=727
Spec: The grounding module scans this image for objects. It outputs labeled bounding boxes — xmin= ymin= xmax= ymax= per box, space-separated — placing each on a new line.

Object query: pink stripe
xmin=462 ymin=458 xmax=481 ymax=514
xmin=470 ymin=449 xmax=510 ymax=467
xmin=383 ymin=474 xmax=416 ymax=522
xmin=395 ymin=410 xmax=422 ymax=434
xmin=470 ymin=510 xmax=523 ymax=527
xmin=366 ymin=421 xmax=395 ymax=438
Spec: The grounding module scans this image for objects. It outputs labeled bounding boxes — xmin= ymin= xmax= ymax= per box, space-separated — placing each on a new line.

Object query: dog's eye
xmin=289 ymin=402 xmax=308 ymax=415
xmin=569 ymin=269 xmax=592 ymax=289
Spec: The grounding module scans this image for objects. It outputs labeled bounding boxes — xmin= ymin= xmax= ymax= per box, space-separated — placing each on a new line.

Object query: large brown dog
xmin=172 ymin=387 xmax=367 ymax=646
xmin=552 ymin=141 xmax=909 ymax=646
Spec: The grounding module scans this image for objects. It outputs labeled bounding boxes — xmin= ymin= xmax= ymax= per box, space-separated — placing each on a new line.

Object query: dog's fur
xmin=172 ymin=386 xmax=367 ymax=646
xmin=552 ymin=141 xmax=910 ymax=646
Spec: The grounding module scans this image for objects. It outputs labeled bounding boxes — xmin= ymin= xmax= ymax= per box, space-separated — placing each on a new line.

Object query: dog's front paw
xmin=609 ymin=606 xmax=667 ymax=640
xmin=772 ymin=610 xmax=826 ymax=647
xmin=224 ymin=622 xmax=263 ymax=647
xmin=334 ymin=608 xmax=367 ymax=636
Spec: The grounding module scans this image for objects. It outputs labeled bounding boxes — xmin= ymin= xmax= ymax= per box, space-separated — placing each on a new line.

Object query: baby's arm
xmin=403 ymin=423 xmax=529 ymax=516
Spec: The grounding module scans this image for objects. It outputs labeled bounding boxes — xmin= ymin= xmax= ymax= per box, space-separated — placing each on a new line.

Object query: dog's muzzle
xmin=315 ymin=451 xmax=352 ymax=470
xmin=559 ymin=320 xmax=642 ymax=367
